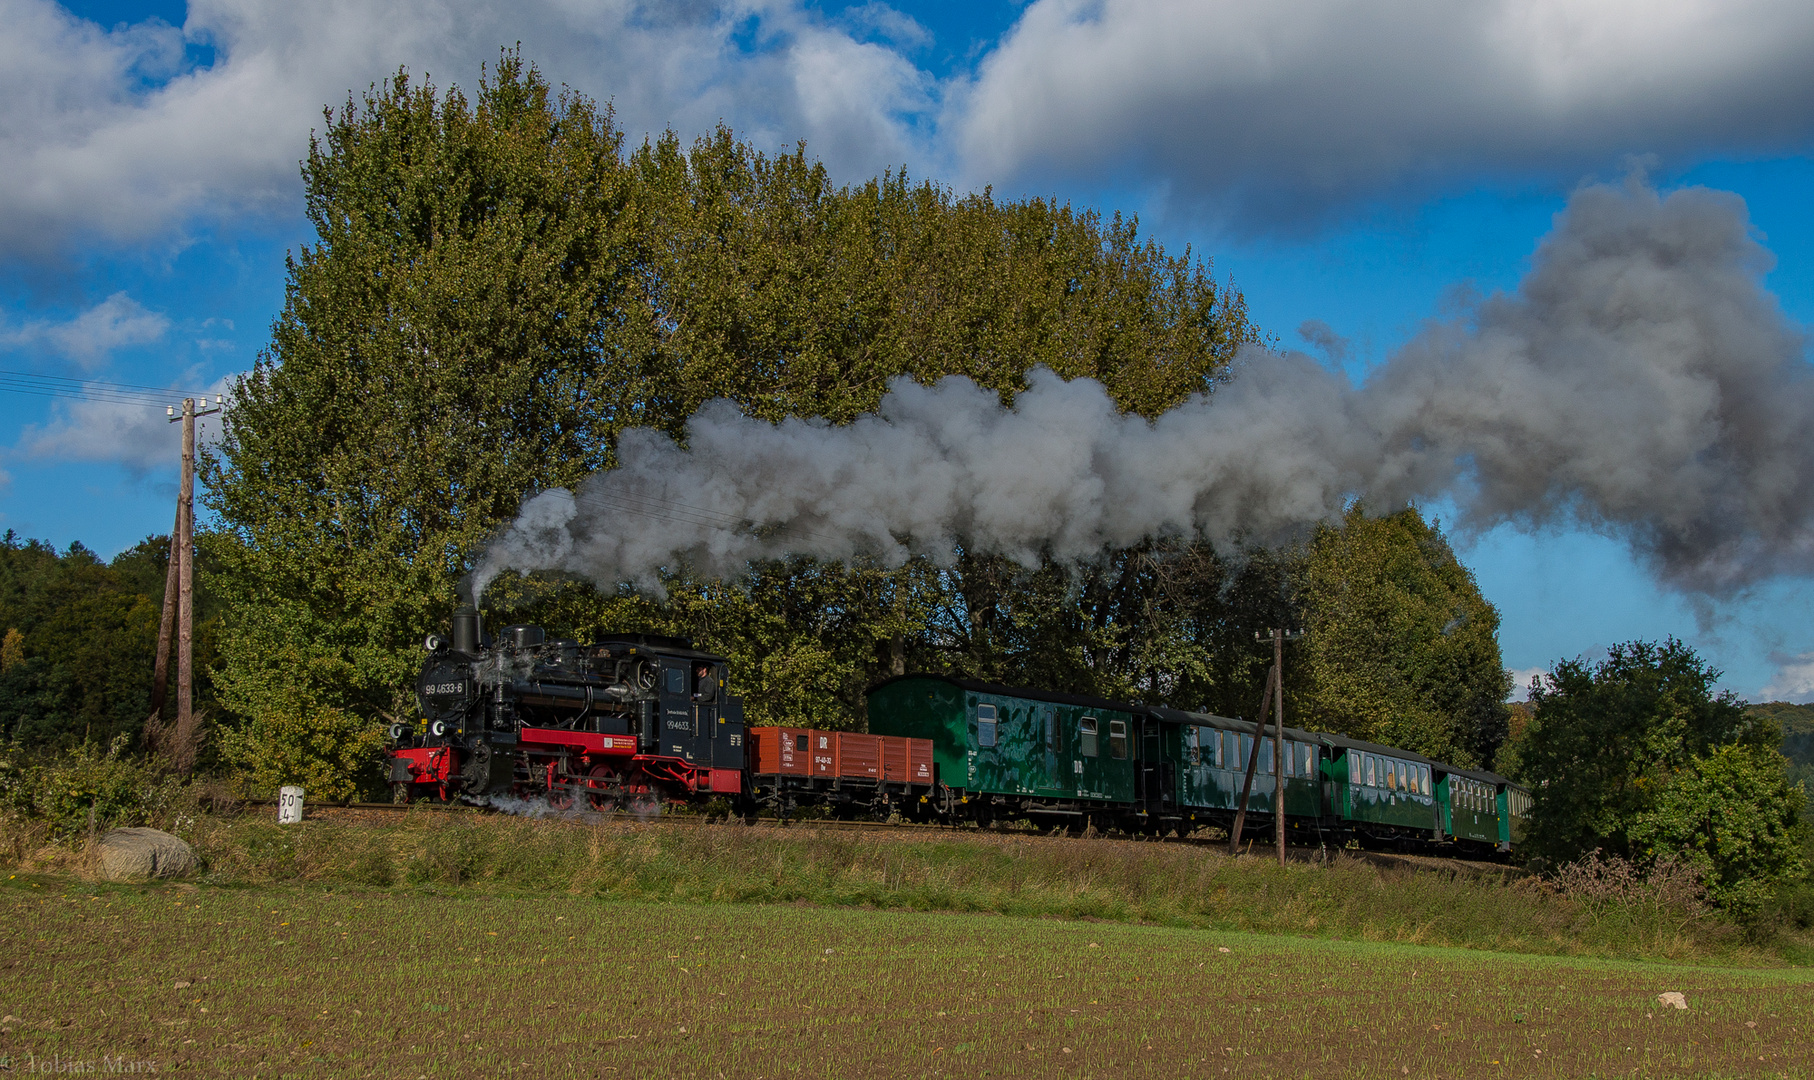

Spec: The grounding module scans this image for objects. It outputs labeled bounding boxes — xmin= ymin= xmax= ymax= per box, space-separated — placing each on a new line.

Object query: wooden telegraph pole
xmin=1228 ymin=628 xmax=1304 ymax=867
xmin=147 ymin=395 xmax=221 ymax=772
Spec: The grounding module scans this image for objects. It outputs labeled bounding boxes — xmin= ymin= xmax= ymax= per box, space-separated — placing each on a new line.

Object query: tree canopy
xmin=0 ymin=532 xmax=218 ymax=751
xmin=1515 ymin=638 xmax=1804 ymax=908
xmin=203 ymin=54 xmax=1262 ymax=765
xmin=1294 ymin=507 xmax=1510 ymax=767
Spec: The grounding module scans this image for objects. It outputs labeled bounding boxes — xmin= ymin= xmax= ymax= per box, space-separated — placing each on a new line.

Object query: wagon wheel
xmin=585 ymin=763 xmax=623 ymax=813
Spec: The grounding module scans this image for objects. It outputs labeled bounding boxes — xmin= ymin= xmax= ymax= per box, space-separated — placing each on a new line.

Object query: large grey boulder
xmin=92 ymin=827 xmax=197 ymax=881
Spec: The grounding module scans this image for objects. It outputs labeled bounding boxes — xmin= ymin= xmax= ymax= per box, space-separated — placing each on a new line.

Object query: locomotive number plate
xmin=426 ymin=682 xmax=463 ymax=695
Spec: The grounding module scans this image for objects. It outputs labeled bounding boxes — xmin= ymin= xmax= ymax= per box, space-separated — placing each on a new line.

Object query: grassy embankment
xmin=2 ymin=875 xmax=1810 ymax=1079
xmin=6 ymin=806 xmax=1804 ymax=964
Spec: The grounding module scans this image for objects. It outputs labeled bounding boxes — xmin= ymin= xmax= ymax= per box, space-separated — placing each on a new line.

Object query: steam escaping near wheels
xmin=474 ymin=176 xmax=1814 ymax=603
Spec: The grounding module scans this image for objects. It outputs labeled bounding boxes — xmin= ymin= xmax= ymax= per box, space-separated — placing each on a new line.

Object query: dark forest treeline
xmin=0 ymin=532 xmax=218 ymax=751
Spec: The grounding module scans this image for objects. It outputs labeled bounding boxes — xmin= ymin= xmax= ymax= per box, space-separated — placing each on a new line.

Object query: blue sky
xmin=2 ymin=0 xmax=1812 ymax=701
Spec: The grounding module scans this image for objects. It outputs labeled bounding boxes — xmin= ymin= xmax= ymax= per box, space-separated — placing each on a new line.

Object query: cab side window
xmin=1080 ymin=717 xmax=1099 ymax=758
xmin=976 ymin=703 xmax=998 ymax=749
xmin=692 ymin=664 xmax=718 ymax=702
xmin=665 ymin=666 xmax=687 ymax=695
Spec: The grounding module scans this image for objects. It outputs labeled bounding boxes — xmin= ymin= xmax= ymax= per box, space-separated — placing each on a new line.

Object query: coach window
xmin=1420 ymin=764 xmax=1431 ymax=796
xmin=1184 ymin=725 xmax=1199 ymax=765
xmin=1080 ymin=717 xmax=1099 ymax=758
xmin=976 ymin=703 xmax=998 ymax=749
xmin=1043 ymin=707 xmax=1058 ymax=751
xmin=1303 ymin=744 xmax=1317 ymax=779
xmin=1109 ymin=719 xmax=1129 ymax=759
xmin=1226 ymin=731 xmax=1240 ymax=769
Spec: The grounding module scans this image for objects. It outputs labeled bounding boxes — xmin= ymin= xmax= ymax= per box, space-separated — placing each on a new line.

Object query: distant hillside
xmin=1749 ymin=702 xmax=1814 ymax=790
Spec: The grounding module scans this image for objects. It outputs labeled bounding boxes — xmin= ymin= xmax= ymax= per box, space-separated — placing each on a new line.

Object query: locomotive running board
xmin=518 ymin=727 xmax=640 ymax=754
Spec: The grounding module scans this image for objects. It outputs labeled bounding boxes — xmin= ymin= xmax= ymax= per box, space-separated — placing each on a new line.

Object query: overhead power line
xmin=0 ymin=368 xmax=217 ymax=408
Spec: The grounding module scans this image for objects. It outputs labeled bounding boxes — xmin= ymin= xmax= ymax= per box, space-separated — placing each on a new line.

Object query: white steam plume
xmin=473 ymin=176 xmax=1813 ymax=600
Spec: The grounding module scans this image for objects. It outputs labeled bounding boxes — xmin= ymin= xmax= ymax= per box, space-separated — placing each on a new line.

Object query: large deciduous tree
xmin=1294 ymin=507 xmax=1511 ymax=767
xmin=205 ymin=54 xmax=1262 ymax=785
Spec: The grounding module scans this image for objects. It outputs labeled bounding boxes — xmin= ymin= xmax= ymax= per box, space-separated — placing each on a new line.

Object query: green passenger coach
xmin=1147 ymin=706 xmax=1325 ymax=838
xmin=866 ymin=675 xmax=1139 ymax=830
xmin=1318 ymin=734 xmax=1442 ymax=845
xmin=1440 ymin=768 xmax=1530 ymax=853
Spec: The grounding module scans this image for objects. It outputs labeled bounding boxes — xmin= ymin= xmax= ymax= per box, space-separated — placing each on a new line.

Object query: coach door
xmin=1140 ymin=719 xmax=1171 ymax=813
xmin=1039 ymin=704 xmax=1060 ymax=793
xmin=659 ymin=662 xmax=696 ymax=761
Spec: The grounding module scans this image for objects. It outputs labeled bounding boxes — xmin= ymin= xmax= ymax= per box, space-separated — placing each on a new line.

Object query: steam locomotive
xmin=388 ymin=605 xmax=750 ymax=811
xmin=386 ymin=608 xmax=1531 ymax=855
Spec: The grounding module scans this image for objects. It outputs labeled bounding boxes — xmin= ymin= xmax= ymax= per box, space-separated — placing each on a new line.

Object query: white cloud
xmin=953 ymin=0 xmax=1814 ymax=227
xmin=1506 ymin=667 xmax=1548 ymax=701
xmin=0 ymin=292 xmax=171 ymax=368
xmin=0 ymin=0 xmax=941 ymax=259
xmin=16 ymin=373 xmax=232 ymax=470
xmin=1760 ymin=651 xmax=1814 ymax=703
xmin=13 ymin=0 xmax=1814 ymax=255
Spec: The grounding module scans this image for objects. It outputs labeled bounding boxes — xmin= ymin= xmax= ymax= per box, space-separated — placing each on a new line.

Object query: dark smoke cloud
xmin=474 ymin=177 xmax=1812 ymax=600
xmin=1296 ymin=319 xmax=1350 ymax=363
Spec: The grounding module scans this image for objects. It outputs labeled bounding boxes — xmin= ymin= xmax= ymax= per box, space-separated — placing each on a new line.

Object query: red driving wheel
xmin=585 ymin=763 xmax=622 ymax=812
xmin=623 ymin=771 xmax=664 ymax=816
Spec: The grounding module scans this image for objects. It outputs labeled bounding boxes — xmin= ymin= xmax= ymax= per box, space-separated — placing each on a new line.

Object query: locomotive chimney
xmin=451 ymin=604 xmax=482 ymax=654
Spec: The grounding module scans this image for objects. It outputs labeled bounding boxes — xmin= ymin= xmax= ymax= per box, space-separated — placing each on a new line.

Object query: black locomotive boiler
xmin=389 ymin=605 xmax=748 ymax=810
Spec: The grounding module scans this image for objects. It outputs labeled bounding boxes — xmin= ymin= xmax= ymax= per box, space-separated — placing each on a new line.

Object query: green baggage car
xmin=866 ymin=674 xmax=1139 ymax=829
